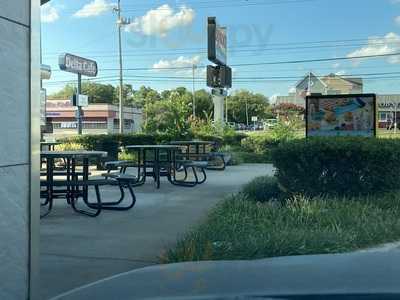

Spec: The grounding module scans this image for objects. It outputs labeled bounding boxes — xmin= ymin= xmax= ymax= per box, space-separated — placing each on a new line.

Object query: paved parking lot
xmin=40 ymin=164 xmax=273 ymax=299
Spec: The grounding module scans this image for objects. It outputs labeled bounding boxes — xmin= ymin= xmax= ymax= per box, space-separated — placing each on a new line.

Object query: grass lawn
xmin=161 ymin=192 xmax=400 ymax=263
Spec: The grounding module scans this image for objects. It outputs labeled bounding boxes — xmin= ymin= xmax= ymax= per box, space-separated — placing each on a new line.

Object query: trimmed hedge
xmin=271 ymin=137 xmax=400 ymax=196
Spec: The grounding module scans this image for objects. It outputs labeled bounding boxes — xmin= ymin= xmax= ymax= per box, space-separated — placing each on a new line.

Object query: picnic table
xmin=169 ymin=140 xmax=216 ymax=160
xmin=170 ymin=140 xmax=226 ymax=170
xmin=125 ymin=145 xmax=182 ymax=189
xmin=41 ymin=151 xmax=109 ymax=217
xmin=40 ymin=141 xmax=61 ymax=151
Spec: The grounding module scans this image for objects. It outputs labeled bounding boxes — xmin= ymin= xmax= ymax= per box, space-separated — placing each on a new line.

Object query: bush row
xmin=59 ymin=132 xmax=247 ymax=160
xmin=271 ymin=137 xmax=400 ymax=196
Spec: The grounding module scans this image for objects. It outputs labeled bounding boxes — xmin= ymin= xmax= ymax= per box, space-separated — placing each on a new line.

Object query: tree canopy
xmin=48 ymin=83 xmax=271 ymax=132
xmin=227 ymin=90 xmax=270 ymax=124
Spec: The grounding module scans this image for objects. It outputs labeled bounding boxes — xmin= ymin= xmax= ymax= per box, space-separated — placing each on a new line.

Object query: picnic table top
xmin=41 ymin=150 xmax=108 ymax=158
xmin=125 ymin=145 xmax=182 ymax=150
xmin=40 ymin=141 xmax=61 ymax=145
xmin=169 ymin=140 xmax=216 ymax=145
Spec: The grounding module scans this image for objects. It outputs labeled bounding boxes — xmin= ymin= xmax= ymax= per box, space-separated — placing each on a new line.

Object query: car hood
xmin=51 ymin=251 xmax=400 ymax=300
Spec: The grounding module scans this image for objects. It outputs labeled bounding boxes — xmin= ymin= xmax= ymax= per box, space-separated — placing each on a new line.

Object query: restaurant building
xmin=377 ymin=94 xmax=400 ymax=128
xmin=44 ymin=100 xmax=143 ymax=138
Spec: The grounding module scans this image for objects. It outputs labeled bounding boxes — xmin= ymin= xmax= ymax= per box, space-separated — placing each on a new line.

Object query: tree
xmin=194 ymin=89 xmax=213 ymax=119
xmin=132 ymin=86 xmax=161 ymax=108
xmin=143 ymin=90 xmax=191 ymax=138
xmin=227 ymin=90 xmax=270 ymax=124
xmin=48 ymin=82 xmax=116 ymax=104
xmin=47 ymin=84 xmax=75 ymax=100
xmin=114 ymin=84 xmax=134 ymax=106
xmin=82 ymin=82 xmax=115 ymax=104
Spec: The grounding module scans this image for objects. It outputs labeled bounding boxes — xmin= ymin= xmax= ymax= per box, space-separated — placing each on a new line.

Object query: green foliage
xmin=48 ymin=82 xmax=138 ymax=106
xmin=194 ymin=89 xmax=214 ymax=118
xmin=228 ymin=151 xmax=272 ymax=164
xmin=270 ymin=118 xmax=300 ymax=142
xmin=161 ymin=192 xmax=400 ymax=263
xmin=132 ymin=86 xmax=161 ymax=108
xmin=272 ymin=137 xmax=400 ymax=196
xmin=242 ymin=176 xmax=283 ymax=202
xmin=143 ymin=90 xmax=191 ymax=139
xmin=241 ymin=132 xmax=279 ymax=154
xmin=227 ymin=90 xmax=270 ymax=124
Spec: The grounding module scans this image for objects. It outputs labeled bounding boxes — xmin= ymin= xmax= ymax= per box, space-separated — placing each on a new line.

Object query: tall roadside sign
xmin=59 ymin=53 xmax=98 ymax=135
xmin=207 ymin=17 xmax=232 ymax=123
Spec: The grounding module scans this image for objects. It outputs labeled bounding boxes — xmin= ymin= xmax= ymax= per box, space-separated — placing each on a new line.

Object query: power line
xmin=60 ymin=0 xmax=318 ymax=15
xmin=43 ymin=71 xmax=400 ymax=86
xmin=43 ymin=37 xmax=400 ymax=57
xmin=48 ymin=51 xmax=398 ymax=72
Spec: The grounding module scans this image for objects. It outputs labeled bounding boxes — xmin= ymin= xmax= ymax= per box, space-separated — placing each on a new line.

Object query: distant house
xmin=274 ymin=72 xmax=364 ymax=107
xmin=320 ymin=73 xmax=363 ymax=95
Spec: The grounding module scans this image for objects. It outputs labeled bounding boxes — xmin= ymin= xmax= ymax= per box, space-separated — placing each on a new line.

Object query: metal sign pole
xmin=395 ymin=103 xmax=398 ymax=135
xmin=77 ymin=73 xmax=83 ymax=135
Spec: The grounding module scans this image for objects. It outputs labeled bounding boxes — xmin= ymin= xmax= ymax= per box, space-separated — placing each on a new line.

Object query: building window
xmin=114 ymin=119 xmax=134 ymax=130
xmin=83 ymin=122 xmax=107 ymax=129
xmin=379 ymin=112 xmax=392 ymax=122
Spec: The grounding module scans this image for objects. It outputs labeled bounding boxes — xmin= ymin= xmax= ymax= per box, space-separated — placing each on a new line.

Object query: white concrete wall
xmin=0 ymin=1 xmax=40 ymax=299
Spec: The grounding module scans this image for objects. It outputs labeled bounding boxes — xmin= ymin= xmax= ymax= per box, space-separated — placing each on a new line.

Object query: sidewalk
xmin=40 ymin=164 xmax=273 ymax=299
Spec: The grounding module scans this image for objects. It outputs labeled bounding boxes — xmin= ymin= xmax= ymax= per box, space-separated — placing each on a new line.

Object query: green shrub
xmin=242 ymin=176 xmax=283 ymax=202
xmin=272 ymin=137 xmax=400 ymax=196
xmin=241 ymin=132 xmax=279 ymax=154
xmin=229 ymin=151 xmax=272 ymax=164
xmin=55 ymin=142 xmax=83 ymax=151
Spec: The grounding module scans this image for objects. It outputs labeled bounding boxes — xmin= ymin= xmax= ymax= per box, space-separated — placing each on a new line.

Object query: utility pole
xmin=245 ymin=99 xmax=249 ymax=127
xmin=77 ymin=74 xmax=83 ymax=135
xmin=192 ymin=64 xmax=196 ymax=118
xmin=225 ymin=91 xmax=228 ymax=123
xmin=114 ymin=0 xmax=130 ymax=134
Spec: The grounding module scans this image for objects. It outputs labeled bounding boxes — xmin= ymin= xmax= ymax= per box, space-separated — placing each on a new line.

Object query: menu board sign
xmin=208 ymin=17 xmax=227 ymax=66
xmin=306 ymin=94 xmax=376 ymax=137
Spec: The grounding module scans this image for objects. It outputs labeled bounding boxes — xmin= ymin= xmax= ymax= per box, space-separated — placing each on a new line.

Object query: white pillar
xmin=212 ymin=88 xmax=225 ymax=124
xmin=0 ymin=0 xmax=40 ymax=299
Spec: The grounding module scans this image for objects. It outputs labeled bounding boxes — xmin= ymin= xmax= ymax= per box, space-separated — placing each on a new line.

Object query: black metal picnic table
xmin=40 ymin=150 xmax=108 ymax=217
xmin=40 ymin=141 xmax=61 ymax=151
xmin=125 ymin=145 xmax=183 ymax=189
xmin=169 ymin=140 xmax=216 ymax=160
xmin=170 ymin=140 xmax=226 ymax=170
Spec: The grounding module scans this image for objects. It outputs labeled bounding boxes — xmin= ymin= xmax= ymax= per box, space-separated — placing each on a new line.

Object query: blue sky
xmin=41 ymin=0 xmax=400 ymax=99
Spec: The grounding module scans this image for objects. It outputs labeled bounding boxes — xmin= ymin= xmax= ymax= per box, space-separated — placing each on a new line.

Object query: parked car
xmin=264 ymin=119 xmax=278 ymax=130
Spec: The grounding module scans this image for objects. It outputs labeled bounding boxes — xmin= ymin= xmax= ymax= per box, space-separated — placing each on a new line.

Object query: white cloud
xmin=41 ymin=3 xmax=59 ymax=23
xmin=270 ymin=93 xmax=280 ymax=103
xmin=73 ymin=0 xmax=114 ymax=18
xmin=126 ymin=4 xmax=195 ymax=37
xmin=153 ymin=55 xmax=201 ymax=70
xmin=347 ymin=32 xmax=400 ymax=64
xmin=332 ymin=62 xmax=340 ymax=69
xmin=335 ymin=70 xmax=347 ymax=76
xmin=395 ymin=16 xmax=400 ymax=25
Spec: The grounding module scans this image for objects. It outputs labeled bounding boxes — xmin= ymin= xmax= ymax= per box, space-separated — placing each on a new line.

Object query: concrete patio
xmin=40 ymin=164 xmax=273 ymax=299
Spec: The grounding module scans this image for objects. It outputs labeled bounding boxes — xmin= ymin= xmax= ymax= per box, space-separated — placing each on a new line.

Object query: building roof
xmin=321 ymin=73 xmax=363 ymax=87
xmin=295 ymin=72 xmax=327 ymax=89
